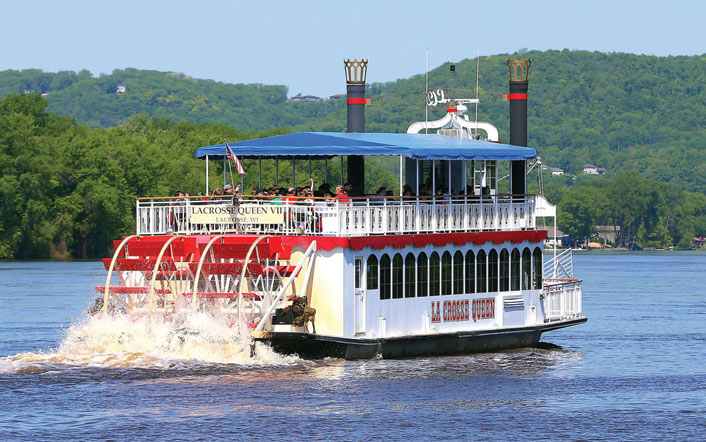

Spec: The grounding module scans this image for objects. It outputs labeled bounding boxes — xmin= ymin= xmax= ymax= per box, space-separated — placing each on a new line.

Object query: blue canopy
xmin=194 ymin=132 xmax=536 ymax=161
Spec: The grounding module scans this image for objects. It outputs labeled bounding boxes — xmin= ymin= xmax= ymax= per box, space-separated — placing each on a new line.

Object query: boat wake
xmin=0 ymin=313 xmax=302 ymax=374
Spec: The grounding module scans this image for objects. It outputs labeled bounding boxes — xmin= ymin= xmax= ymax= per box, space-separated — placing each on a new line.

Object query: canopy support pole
xmin=399 ymin=155 xmax=403 ymax=196
xmin=258 ymin=158 xmax=262 ymax=190
xmin=463 ymin=161 xmax=467 ymax=194
xmin=432 ymin=160 xmax=435 ymax=194
xmin=292 ymin=159 xmax=296 ymax=187
xmin=324 ymin=159 xmax=328 ymax=183
xmin=416 ymin=160 xmax=420 ymax=195
xmin=205 ymin=155 xmax=209 ymax=195
xmin=308 ymin=159 xmax=312 ymax=181
xmin=340 ymin=156 xmax=343 ymax=185
xmin=448 ymin=161 xmax=451 ymax=195
xmin=275 ymin=159 xmax=279 ymax=186
xmin=223 ymin=156 xmax=226 ymax=187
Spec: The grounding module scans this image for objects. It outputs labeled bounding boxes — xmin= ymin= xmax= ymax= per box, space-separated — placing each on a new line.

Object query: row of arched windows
xmin=366 ymin=248 xmax=543 ymax=300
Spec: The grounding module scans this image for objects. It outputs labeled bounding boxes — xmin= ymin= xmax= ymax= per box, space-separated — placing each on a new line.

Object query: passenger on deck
xmin=170 ymin=191 xmax=185 ymax=230
xmin=211 ymin=188 xmax=224 ymax=203
xmin=334 ymin=185 xmax=351 ymax=205
xmin=316 ymin=182 xmax=331 ymax=197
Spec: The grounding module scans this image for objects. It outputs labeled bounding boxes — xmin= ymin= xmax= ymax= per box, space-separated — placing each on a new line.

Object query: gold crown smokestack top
xmin=344 ymin=59 xmax=368 ymax=196
xmin=508 ymin=58 xmax=531 ymax=196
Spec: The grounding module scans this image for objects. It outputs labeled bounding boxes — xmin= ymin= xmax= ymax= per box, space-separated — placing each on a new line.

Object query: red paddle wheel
xmin=96 ymin=235 xmax=316 ymax=336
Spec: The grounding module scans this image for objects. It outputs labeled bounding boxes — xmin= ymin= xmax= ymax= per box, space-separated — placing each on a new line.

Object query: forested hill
xmin=1 ymin=50 xmax=705 ymax=193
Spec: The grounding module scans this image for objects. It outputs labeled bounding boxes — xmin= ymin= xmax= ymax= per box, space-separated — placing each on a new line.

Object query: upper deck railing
xmin=136 ymin=195 xmax=537 ymax=237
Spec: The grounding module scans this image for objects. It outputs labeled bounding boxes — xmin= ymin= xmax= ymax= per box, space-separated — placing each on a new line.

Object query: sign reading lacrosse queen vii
xmin=190 ymin=204 xmax=285 ymax=225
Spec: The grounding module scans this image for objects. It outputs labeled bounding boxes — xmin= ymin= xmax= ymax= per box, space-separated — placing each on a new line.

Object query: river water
xmin=0 ymin=252 xmax=704 ymax=440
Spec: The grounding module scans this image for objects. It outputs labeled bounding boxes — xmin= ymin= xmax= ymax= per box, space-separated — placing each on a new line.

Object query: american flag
xmin=224 ymin=141 xmax=245 ymax=175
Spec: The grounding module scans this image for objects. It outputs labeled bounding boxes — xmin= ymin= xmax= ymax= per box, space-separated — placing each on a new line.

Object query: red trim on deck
xmin=347 ymin=98 xmax=367 ymax=104
xmin=281 ymin=231 xmax=546 ymax=251
xmin=507 ymin=93 xmax=528 ymax=100
xmin=447 ymin=108 xmax=457 ymax=113
xmin=111 ymin=231 xmax=547 ymax=258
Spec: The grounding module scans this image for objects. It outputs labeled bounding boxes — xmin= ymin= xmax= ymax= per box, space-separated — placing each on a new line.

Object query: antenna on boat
xmin=474 ymin=48 xmax=480 ymax=138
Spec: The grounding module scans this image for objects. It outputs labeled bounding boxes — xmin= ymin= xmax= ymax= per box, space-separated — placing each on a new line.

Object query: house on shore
xmin=542 ymin=166 xmax=565 ymax=176
xmin=289 ymin=94 xmax=322 ymax=102
xmin=583 ymin=164 xmax=606 ymax=175
xmin=544 ymin=226 xmax=569 ymax=249
xmin=596 ymin=225 xmax=620 ymax=245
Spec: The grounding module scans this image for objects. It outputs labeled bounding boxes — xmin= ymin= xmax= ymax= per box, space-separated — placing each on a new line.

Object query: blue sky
xmin=1 ymin=0 xmax=704 ymax=97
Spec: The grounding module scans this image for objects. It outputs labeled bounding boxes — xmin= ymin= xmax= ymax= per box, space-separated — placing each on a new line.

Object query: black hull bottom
xmin=257 ymin=317 xmax=587 ymax=360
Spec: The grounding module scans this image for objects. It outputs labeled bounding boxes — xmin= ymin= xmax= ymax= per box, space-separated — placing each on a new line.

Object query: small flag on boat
xmin=224 ymin=141 xmax=245 ymax=175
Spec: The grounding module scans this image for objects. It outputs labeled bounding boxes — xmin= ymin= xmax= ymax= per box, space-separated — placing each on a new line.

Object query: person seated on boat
xmin=223 ymin=184 xmax=241 ymax=205
xmin=481 ymin=186 xmax=493 ymax=200
xmin=316 ymin=182 xmax=331 ymax=197
xmin=283 ymin=187 xmax=299 ymax=204
xmin=436 ymin=186 xmax=451 ymax=203
xmin=334 ymin=185 xmax=351 ymax=205
xmin=210 ymin=187 xmax=224 ymax=203
xmin=373 ymin=187 xmax=387 ymax=204
xmin=344 ymin=182 xmax=354 ymax=197
xmin=419 ymin=184 xmax=432 ymax=197
xmin=269 ymin=187 xmax=286 ymax=205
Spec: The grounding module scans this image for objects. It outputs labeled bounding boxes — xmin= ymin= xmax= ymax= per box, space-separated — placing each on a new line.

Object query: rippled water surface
xmin=1 ymin=253 xmax=705 ymax=440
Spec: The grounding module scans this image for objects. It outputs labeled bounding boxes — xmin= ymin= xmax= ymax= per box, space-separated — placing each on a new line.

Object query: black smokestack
xmin=344 ymin=59 xmax=368 ymax=196
xmin=507 ymin=58 xmax=531 ymax=195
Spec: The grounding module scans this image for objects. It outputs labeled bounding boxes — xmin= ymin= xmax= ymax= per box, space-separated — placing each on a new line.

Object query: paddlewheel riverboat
xmin=96 ymin=59 xmax=585 ymax=359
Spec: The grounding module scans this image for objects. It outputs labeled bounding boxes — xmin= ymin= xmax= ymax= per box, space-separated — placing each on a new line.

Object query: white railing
xmin=543 ymin=248 xmax=575 ymax=280
xmin=542 ymin=248 xmax=582 ymax=321
xmin=136 ymin=195 xmax=537 ymax=237
xmin=542 ymin=280 xmax=583 ymax=322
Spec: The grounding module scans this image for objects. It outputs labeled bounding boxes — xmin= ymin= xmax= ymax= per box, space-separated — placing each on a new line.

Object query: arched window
xmin=429 ymin=252 xmax=440 ymax=296
xmin=499 ymin=249 xmax=510 ymax=291
xmin=511 ymin=249 xmax=521 ymax=291
xmin=476 ymin=250 xmax=487 ymax=293
xmin=392 ymin=253 xmax=403 ymax=299
xmin=404 ymin=253 xmax=416 ymax=298
xmin=380 ymin=254 xmax=391 ymax=300
xmin=465 ymin=250 xmax=475 ymax=294
xmin=488 ymin=250 xmax=498 ymax=292
xmin=453 ymin=251 xmax=464 ymax=294
xmin=417 ymin=252 xmax=428 ymax=297
xmin=533 ymin=247 xmax=543 ymax=289
xmin=522 ymin=248 xmax=532 ymax=290
xmin=366 ymin=255 xmax=378 ymax=290
xmin=441 ymin=251 xmax=452 ymax=295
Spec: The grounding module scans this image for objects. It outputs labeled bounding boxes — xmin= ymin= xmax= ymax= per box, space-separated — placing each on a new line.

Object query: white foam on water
xmin=0 ymin=313 xmax=302 ymax=374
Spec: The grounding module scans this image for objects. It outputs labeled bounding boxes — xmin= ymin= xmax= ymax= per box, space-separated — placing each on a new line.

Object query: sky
xmin=1 ymin=0 xmax=704 ymax=97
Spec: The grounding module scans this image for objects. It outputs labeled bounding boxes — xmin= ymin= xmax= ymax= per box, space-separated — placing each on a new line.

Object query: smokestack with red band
xmin=507 ymin=58 xmax=531 ymax=195
xmin=344 ymin=59 xmax=367 ymax=195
